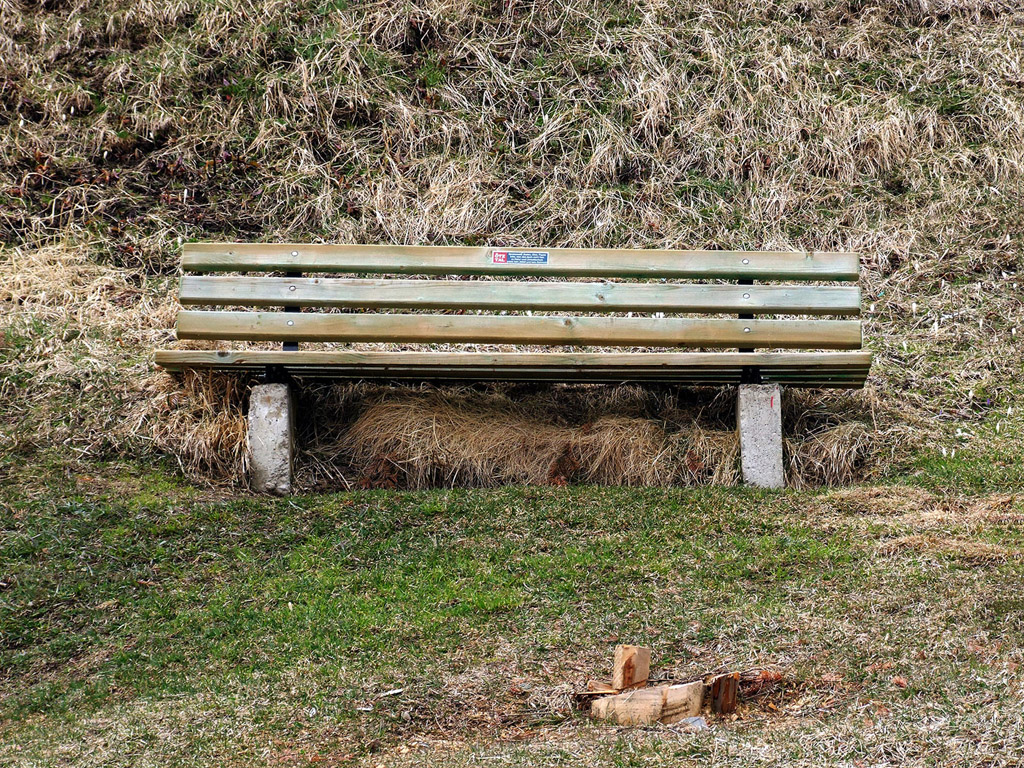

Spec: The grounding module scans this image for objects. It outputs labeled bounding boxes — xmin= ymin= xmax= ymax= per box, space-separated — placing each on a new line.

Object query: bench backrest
xmin=174 ymin=243 xmax=863 ymax=352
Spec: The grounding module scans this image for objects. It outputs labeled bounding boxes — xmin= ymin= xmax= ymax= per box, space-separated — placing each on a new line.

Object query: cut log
xmin=587 ymin=680 xmax=618 ymax=694
xmin=590 ymin=682 xmax=705 ymax=726
xmin=590 ymin=687 xmax=665 ymax=726
xmin=709 ymin=672 xmax=739 ymax=714
xmin=612 ymin=645 xmax=651 ymax=690
xmin=660 ymin=681 xmax=706 ymax=724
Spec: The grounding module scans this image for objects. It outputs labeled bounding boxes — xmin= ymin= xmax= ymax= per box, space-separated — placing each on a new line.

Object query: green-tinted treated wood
xmin=165 ymin=243 xmax=871 ymax=385
xmin=156 ymin=350 xmax=873 ymax=369
xmin=174 ymin=311 xmax=863 ymax=349
xmin=181 ymin=243 xmax=861 ymax=281
xmin=179 ymin=276 xmax=862 ymax=315
xmin=154 ymin=350 xmax=872 ymax=387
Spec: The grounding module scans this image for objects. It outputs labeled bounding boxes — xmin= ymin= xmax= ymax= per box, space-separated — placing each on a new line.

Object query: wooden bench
xmin=156 ymin=243 xmax=871 ymax=492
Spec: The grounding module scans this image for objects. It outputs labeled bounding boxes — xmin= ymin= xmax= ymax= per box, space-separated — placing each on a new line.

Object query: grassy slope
xmin=1 ymin=0 xmax=1023 ymax=482
xmin=1 ymin=0 xmax=1024 ymax=764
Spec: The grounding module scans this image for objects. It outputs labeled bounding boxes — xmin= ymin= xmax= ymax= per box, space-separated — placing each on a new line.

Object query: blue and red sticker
xmin=492 ymin=250 xmax=549 ymax=265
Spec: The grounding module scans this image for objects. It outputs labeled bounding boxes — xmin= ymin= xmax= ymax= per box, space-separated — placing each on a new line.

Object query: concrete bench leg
xmin=248 ymin=383 xmax=294 ymax=495
xmin=736 ymin=383 xmax=784 ymax=489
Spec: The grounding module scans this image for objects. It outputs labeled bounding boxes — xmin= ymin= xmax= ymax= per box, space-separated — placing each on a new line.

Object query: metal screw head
xmin=742 ymin=258 xmax=750 ymax=265
xmin=289 ymin=285 xmax=296 ymax=291
xmin=291 ymin=251 xmax=298 ymax=257
xmin=743 ymin=293 xmax=750 ymax=299
xmin=287 ymin=320 xmax=295 ymax=326
xmin=743 ymin=327 xmax=751 ymax=333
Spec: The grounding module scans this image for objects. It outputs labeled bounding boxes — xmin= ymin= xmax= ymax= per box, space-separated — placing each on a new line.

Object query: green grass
xmin=2 ymin=470 xmax=1023 ymax=766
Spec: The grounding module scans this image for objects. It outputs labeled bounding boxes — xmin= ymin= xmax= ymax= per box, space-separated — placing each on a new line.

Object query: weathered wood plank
xmin=155 ymin=350 xmax=873 ymax=369
xmin=174 ymin=311 xmax=862 ymax=349
xmin=154 ymin=350 xmax=873 ymax=387
xmin=182 ymin=243 xmax=861 ymax=281
xmin=179 ymin=276 xmax=862 ymax=315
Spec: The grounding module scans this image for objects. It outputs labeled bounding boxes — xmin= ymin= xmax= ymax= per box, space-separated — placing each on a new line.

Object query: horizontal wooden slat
xmin=175 ymin=311 xmax=862 ymax=349
xmin=182 ymin=243 xmax=861 ymax=281
xmin=179 ymin=276 xmax=862 ymax=315
xmin=154 ymin=350 xmax=872 ymax=387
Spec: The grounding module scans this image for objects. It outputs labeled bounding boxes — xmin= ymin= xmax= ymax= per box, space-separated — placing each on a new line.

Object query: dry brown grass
xmin=295 ymin=384 xmax=885 ymax=490
xmin=314 ymin=386 xmax=738 ymax=489
xmin=878 ymin=533 xmax=1020 ymax=561
xmin=2 ymin=0 xmax=1023 ymax=488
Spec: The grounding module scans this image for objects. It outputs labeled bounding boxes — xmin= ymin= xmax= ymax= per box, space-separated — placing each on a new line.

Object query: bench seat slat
xmin=180 ymin=276 xmax=861 ymax=316
xmin=182 ymin=243 xmax=860 ymax=281
xmin=154 ymin=350 xmax=872 ymax=387
xmin=175 ymin=311 xmax=862 ymax=350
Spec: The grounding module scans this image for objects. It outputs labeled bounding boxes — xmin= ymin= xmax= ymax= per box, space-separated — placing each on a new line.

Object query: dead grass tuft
xmin=878 ymin=534 xmax=1020 ymax=561
xmin=786 ymin=423 xmax=874 ymax=489
xmin=967 ymin=493 xmax=1023 ymax=522
xmin=820 ymin=486 xmax=940 ymax=517
xmin=306 ymin=386 xmax=733 ymax=489
xmin=141 ymin=371 xmax=251 ymax=478
xmin=280 ymin=384 xmax=879 ymax=490
xmin=0 ymin=244 xmax=250 ymax=481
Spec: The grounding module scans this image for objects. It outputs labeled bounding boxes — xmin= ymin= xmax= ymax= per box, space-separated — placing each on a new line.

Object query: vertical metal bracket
xmin=738 ymin=277 xmax=760 ymax=383
xmin=283 ymin=271 xmax=301 ymax=353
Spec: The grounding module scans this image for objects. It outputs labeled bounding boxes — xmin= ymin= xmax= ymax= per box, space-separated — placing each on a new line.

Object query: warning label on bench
xmin=492 ymin=250 xmax=549 ymax=265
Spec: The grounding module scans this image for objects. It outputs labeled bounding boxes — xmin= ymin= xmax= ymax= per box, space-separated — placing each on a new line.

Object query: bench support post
xmin=736 ymin=383 xmax=784 ymax=489
xmin=248 ymin=382 xmax=294 ymax=495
